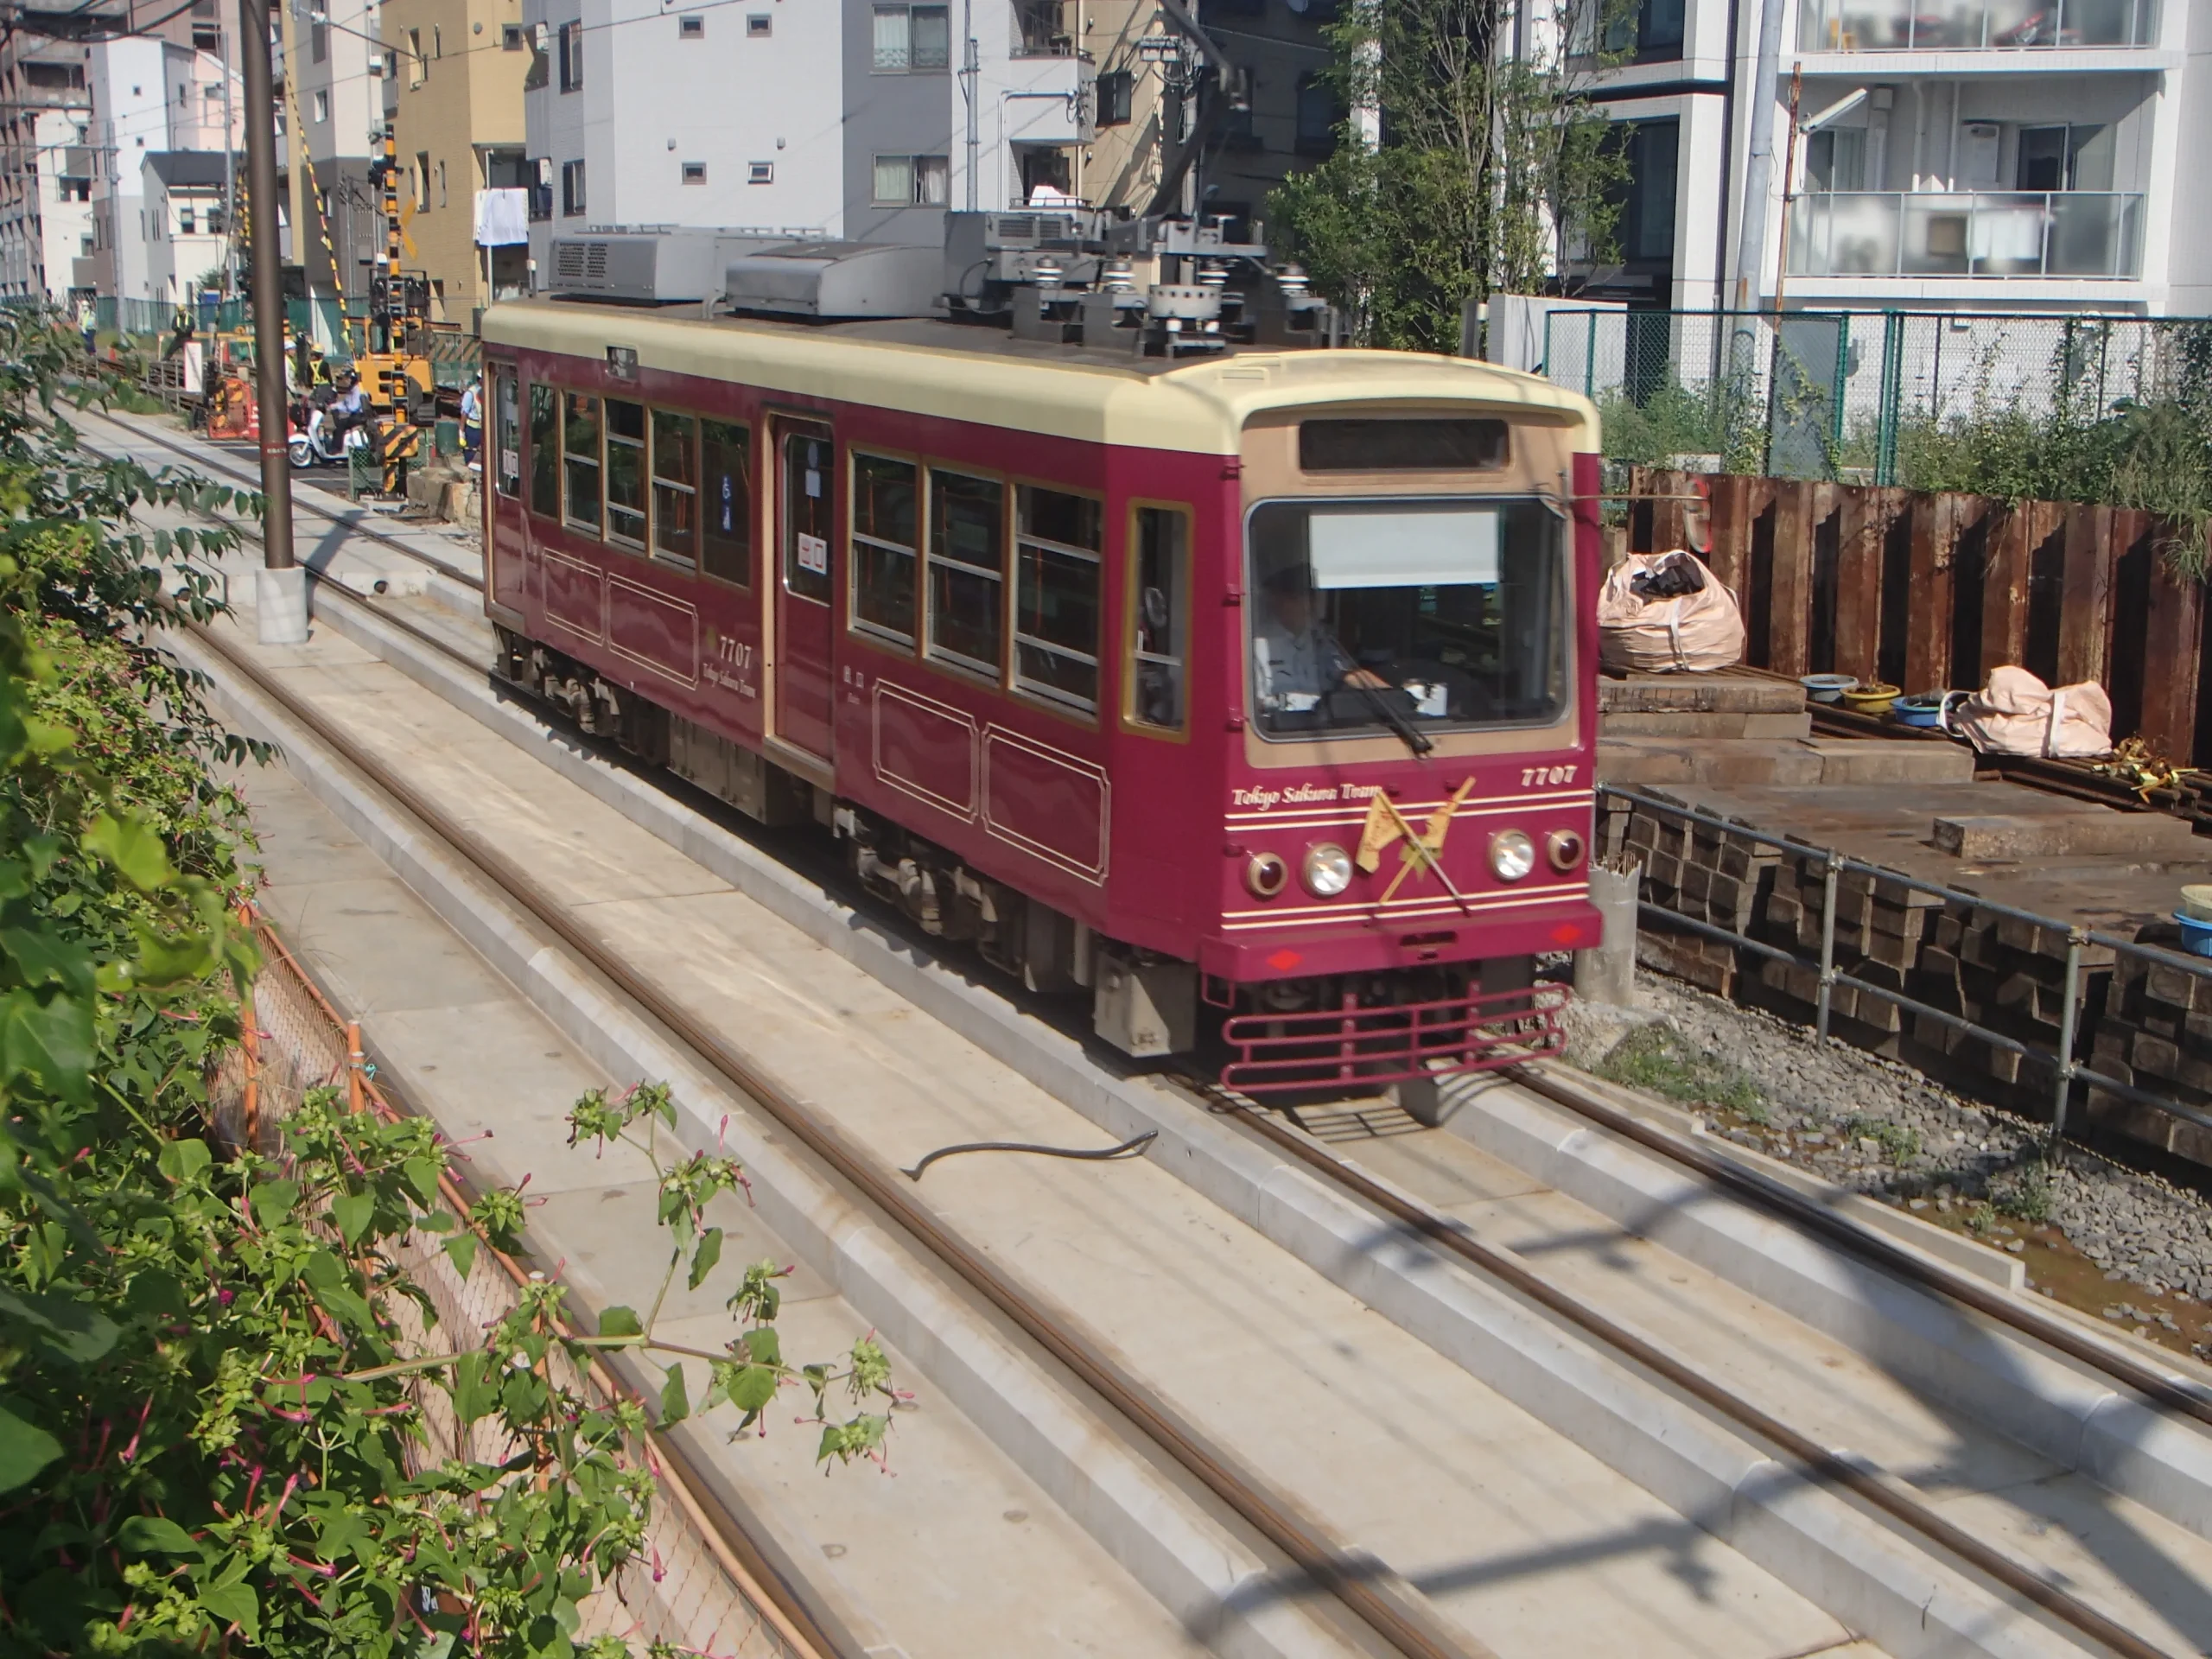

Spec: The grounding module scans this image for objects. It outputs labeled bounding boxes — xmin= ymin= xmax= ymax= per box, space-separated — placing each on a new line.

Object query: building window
xmin=927 ymin=469 xmax=1004 ymax=677
xmin=649 ymin=410 xmax=696 ymax=566
xmin=679 ymin=13 xmax=704 ymax=36
xmin=872 ymin=4 xmax=949 ymax=70
xmin=414 ymin=151 xmax=430 ymax=210
xmin=313 ymin=90 xmax=327 ymax=123
xmin=563 ymin=392 xmax=602 ymax=532
xmin=311 ymin=19 xmax=327 ymax=60
xmin=1294 ymin=73 xmax=1338 ymax=156
xmin=495 ymin=371 xmax=521 ymax=499
xmin=408 ymin=28 xmax=426 ymax=85
xmin=561 ymin=158 xmax=586 ymax=217
xmin=178 ymin=203 xmax=195 ymax=234
xmin=606 ymin=398 xmax=646 ymax=547
xmin=1014 ymin=485 xmax=1101 ymax=711
xmin=502 ymin=23 xmax=525 ymax=48
xmin=1014 ymin=0 xmax=1065 ymax=52
xmin=1128 ymin=505 xmax=1188 ymax=731
xmin=437 ymin=158 xmax=447 ymax=207
xmin=557 ymin=20 xmax=583 ymax=91
xmin=746 ymin=12 xmax=772 ymax=34
xmin=192 ymin=22 xmax=219 ymax=51
xmin=700 ymin=420 xmax=751 ymax=585
xmin=2017 ymin=124 xmax=2114 ymax=192
xmin=527 ymin=383 xmax=558 ymax=517
xmin=1095 ymin=68 xmax=1131 ymax=126
xmin=1601 ymin=0 xmax=1685 ymax=57
xmin=681 ymin=161 xmax=706 ymax=184
xmin=433 ymin=24 xmax=442 ymax=56
xmin=871 ymin=153 xmax=947 ymax=206
xmin=1616 ymin=118 xmax=1678 ymax=263
xmin=850 ymin=452 xmax=918 ymax=644
xmin=747 ymin=161 xmax=773 ymax=184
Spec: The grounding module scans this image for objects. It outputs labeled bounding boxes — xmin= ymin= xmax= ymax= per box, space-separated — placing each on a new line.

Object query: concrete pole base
xmin=255 ymin=565 xmax=310 ymax=645
xmin=1574 ymin=857 xmax=1643 ymax=1007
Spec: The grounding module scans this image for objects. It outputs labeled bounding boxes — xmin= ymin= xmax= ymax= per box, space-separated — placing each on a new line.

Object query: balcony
xmin=1787 ymin=190 xmax=2143 ymax=278
xmin=1797 ymin=0 xmax=2157 ymax=49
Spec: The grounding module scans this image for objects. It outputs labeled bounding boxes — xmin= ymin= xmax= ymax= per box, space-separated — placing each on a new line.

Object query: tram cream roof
xmin=483 ymin=299 xmax=1599 ymax=456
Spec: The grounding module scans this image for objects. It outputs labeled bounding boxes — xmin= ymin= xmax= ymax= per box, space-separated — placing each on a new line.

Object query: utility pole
xmin=1732 ymin=0 xmax=1787 ymax=314
xmin=240 ymin=0 xmax=304 ymax=644
xmin=219 ymin=16 xmax=237 ymax=299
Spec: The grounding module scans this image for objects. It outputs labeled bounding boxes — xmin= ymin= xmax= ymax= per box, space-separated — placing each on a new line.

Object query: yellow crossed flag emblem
xmin=1356 ymin=779 xmax=1478 ymax=904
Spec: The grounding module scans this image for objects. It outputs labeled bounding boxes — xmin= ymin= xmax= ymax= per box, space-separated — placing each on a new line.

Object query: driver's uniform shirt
xmin=1253 ymin=619 xmax=1354 ymax=708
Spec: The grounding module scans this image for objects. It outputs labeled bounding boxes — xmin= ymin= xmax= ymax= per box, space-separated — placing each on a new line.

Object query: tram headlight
xmin=1302 ymin=842 xmax=1354 ymax=898
xmin=1245 ymin=851 xmax=1290 ymax=899
xmin=1489 ymin=829 xmax=1537 ymax=883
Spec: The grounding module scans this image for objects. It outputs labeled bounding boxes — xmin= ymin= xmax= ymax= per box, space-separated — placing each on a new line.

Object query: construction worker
xmin=459 ymin=374 xmax=482 ymax=472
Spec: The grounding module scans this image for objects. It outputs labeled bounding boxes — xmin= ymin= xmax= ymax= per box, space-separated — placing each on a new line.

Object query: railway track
xmin=1186 ymin=1075 xmax=2202 ymax=1659
xmin=101 ymin=408 xmax=2212 ymax=1657
xmin=181 ymin=586 xmax=1489 ymax=1659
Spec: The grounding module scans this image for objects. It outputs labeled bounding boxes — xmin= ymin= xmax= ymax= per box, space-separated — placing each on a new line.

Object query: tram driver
xmin=1252 ymin=564 xmax=1388 ymax=713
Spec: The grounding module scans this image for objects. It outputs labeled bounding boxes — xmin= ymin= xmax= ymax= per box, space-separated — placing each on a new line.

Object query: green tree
xmin=1267 ymin=0 xmax=1634 ymax=352
xmin=0 ymin=309 xmax=890 ymax=1657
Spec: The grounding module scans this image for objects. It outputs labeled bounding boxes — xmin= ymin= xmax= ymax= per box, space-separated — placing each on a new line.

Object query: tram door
xmin=772 ymin=419 xmax=836 ymax=760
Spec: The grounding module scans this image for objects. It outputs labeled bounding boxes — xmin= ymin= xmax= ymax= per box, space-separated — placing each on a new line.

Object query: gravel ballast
xmin=1559 ymin=976 xmax=2212 ymax=1363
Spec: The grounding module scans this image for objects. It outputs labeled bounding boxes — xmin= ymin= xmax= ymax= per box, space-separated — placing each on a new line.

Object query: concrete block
xmin=1804 ymin=740 xmax=1976 ymax=786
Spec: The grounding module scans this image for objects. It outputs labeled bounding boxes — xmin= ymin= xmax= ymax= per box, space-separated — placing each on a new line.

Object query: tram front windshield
xmin=1245 ymin=499 xmax=1567 ymax=742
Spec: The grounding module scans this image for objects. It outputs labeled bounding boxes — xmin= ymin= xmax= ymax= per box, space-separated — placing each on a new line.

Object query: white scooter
xmin=287 ymin=400 xmax=373 ymax=469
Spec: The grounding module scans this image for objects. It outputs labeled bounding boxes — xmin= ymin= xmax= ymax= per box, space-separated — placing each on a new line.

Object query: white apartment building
xmin=518 ymin=0 xmax=1095 ymax=279
xmin=0 ymin=106 xmax=97 ymax=302
xmin=1577 ymin=0 xmax=2211 ymax=315
xmin=139 ymin=150 xmax=238 ymax=304
xmin=84 ymin=28 xmax=244 ymax=301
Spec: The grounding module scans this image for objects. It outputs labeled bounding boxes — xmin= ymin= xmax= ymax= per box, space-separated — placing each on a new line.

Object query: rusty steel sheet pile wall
xmin=1625 ymin=468 xmax=2210 ymax=768
xmin=205 ymin=918 xmax=820 ymax=1659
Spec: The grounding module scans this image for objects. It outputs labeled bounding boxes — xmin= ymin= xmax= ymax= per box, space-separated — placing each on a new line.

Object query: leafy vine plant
xmin=0 ymin=307 xmax=891 ymax=1659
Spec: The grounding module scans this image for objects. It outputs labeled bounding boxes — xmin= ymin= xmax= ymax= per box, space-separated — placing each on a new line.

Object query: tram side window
xmin=1014 ymin=484 xmax=1102 ymax=713
xmin=650 ymin=409 xmax=696 ymax=566
xmin=494 ymin=370 xmax=520 ymax=499
xmin=1129 ymin=505 xmax=1189 ymax=733
xmin=851 ymin=452 xmax=918 ymax=645
xmin=562 ymin=391 xmax=601 ymax=532
xmin=927 ymin=469 xmax=1005 ymax=677
xmin=527 ymin=383 xmax=558 ymax=518
xmin=700 ymin=419 xmax=751 ymax=585
xmin=605 ymin=397 xmax=646 ymax=547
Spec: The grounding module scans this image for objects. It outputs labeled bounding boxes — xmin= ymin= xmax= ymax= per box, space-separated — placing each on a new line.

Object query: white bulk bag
xmin=1947 ymin=665 xmax=2113 ymax=759
xmin=1597 ymin=550 xmax=1746 ymax=674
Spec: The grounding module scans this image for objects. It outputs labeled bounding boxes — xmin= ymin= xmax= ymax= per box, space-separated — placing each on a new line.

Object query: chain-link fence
xmin=1541 ymin=307 xmax=2212 ymax=483
xmin=207 ymin=916 xmax=819 ymax=1659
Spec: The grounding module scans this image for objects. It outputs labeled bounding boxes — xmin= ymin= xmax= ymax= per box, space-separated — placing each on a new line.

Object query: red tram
xmin=480 ymin=219 xmax=1602 ymax=1096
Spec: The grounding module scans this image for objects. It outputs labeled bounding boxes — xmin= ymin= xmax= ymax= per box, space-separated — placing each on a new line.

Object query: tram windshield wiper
xmin=1322 ymin=626 xmax=1432 ymax=757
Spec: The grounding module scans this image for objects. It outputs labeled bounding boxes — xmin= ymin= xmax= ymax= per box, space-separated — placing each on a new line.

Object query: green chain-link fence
xmin=1540 ymin=308 xmax=2212 ymax=483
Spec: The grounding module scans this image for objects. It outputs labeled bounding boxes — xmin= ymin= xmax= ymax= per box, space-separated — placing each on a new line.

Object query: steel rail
xmin=76 ymin=407 xmax=486 ymax=593
xmin=1506 ymin=1062 xmax=2212 ymax=1427
xmin=1192 ymin=1076 xmax=2183 ymax=1659
xmin=186 ymin=620 xmax=1496 ymax=1659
